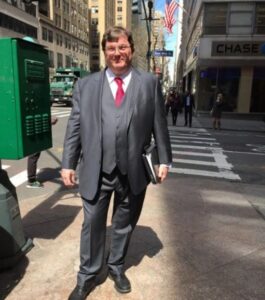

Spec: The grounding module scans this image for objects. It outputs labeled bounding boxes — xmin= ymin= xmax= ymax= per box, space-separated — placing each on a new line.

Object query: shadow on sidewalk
xmin=0 ymin=257 xmax=29 ymax=300
xmin=125 ymin=225 xmax=163 ymax=270
xmin=22 ymin=190 xmax=81 ymax=239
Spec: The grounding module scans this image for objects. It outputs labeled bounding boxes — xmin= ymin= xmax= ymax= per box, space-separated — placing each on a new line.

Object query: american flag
xmin=164 ymin=0 xmax=179 ymax=33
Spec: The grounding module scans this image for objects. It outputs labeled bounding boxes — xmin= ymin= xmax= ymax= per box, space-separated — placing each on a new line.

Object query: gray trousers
xmin=77 ymin=168 xmax=146 ymax=287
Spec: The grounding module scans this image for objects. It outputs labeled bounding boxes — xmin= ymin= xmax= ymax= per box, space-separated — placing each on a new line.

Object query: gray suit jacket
xmin=62 ymin=68 xmax=172 ymax=199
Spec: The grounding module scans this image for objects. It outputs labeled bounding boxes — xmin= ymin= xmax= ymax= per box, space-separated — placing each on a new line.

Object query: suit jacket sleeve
xmin=153 ymin=77 xmax=172 ymax=165
xmin=61 ymin=81 xmax=82 ymax=170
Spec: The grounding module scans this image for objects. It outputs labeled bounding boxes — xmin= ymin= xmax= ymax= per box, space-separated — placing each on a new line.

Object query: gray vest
xmin=102 ymin=77 xmax=128 ymax=174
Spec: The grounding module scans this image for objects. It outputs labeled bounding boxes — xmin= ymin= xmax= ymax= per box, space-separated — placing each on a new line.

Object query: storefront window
xmin=250 ymin=68 xmax=265 ymax=112
xmin=198 ymin=67 xmax=240 ymax=111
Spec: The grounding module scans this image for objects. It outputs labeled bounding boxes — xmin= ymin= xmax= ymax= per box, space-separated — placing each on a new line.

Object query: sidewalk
xmin=195 ymin=113 xmax=265 ymax=132
xmin=1 ymin=115 xmax=265 ymax=300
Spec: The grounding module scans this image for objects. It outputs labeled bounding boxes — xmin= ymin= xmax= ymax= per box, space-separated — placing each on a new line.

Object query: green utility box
xmin=0 ymin=38 xmax=52 ymax=159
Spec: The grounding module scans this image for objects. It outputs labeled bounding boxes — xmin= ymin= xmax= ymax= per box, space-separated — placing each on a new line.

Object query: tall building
xmin=39 ymin=0 xmax=90 ymax=75
xmin=0 ymin=0 xmax=39 ymax=40
xmin=115 ymin=0 xmax=132 ymax=29
xmin=0 ymin=0 xmax=91 ymax=75
xmin=178 ymin=0 xmax=265 ymax=115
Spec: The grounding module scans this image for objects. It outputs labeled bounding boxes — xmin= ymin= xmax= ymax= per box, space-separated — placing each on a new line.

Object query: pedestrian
xmin=61 ymin=26 xmax=172 ymax=300
xmin=169 ymin=91 xmax=181 ymax=126
xmin=164 ymin=95 xmax=171 ymax=116
xmin=183 ymin=90 xmax=195 ymax=127
xmin=26 ymin=116 xmax=58 ymax=188
xmin=211 ymin=92 xmax=224 ymax=129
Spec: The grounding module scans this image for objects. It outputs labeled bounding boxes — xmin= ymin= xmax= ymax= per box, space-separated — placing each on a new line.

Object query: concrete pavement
xmin=1 ymin=115 xmax=265 ymax=300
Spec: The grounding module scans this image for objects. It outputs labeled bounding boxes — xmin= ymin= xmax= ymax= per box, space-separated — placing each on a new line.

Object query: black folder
xmin=142 ymin=143 xmax=159 ymax=184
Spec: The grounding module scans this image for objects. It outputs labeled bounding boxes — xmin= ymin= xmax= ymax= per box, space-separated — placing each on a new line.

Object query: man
xmin=61 ymin=26 xmax=172 ymax=300
xmin=183 ymin=90 xmax=195 ymax=127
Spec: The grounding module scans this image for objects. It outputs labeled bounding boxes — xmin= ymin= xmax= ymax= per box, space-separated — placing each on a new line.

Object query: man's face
xmin=104 ymin=35 xmax=133 ymax=76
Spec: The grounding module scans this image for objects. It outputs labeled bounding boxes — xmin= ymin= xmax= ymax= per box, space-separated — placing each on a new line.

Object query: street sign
xmin=153 ymin=50 xmax=173 ymax=57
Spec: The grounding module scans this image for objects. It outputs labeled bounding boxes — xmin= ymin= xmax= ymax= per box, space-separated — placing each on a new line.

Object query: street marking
xmin=2 ymin=165 xmax=9 ymax=170
xmin=170 ymin=167 xmax=241 ymax=180
xmin=172 ymin=144 xmax=221 ymax=150
xmin=173 ymin=158 xmax=220 ymax=167
xmin=224 ymin=150 xmax=265 ymax=156
xmin=170 ymin=130 xmax=241 ymax=181
xmin=170 ymin=139 xmax=220 ymax=145
xmin=170 ymin=135 xmax=216 ymax=141
xmin=9 ymin=170 xmax=28 ymax=187
xmin=9 ymin=169 xmax=40 ymax=187
xmin=246 ymin=144 xmax=265 ymax=153
xmin=172 ymin=150 xmax=214 ymax=157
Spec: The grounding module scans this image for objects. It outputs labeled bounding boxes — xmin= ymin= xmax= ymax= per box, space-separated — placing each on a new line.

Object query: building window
xmin=91 ymin=18 xmax=98 ymax=25
xmin=48 ymin=50 xmax=54 ymax=68
xmin=65 ymin=55 xmax=71 ymax=67
xmin=228 ymin=3 xmax=254 ymax=35
xmin=204 ymin=3 xmax=227 ymax=34
xmin=0 ymin=12 xmax=37 ymax=38
xmin=42 ymin=26 xmax=48 ymax=40
xmin=91 ymin=6 xmax=98 ymax=14
xmin=255 ymin=3 xmax=265 ymax=34
xmin=57 ymin=53 xmax=63 ymax=68
xmin=117 ymin=7 xmax=122 ymax=12
xmin=48 ymin=30 xmax=53 ymax=43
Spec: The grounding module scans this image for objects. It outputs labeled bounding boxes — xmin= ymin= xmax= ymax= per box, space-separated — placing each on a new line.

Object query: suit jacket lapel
xmin=93 ymin=69 xmax=106 ymax=142
xmin=125 ymin=67 xmax=141 ymax=128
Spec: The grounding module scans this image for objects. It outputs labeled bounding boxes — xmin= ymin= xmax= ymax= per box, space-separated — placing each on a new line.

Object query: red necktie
xmin=114 ymin=77 xmax=125 ymax=107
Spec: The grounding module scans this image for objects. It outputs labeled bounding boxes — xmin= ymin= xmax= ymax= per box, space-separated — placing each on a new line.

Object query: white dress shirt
xmin=105 ymin=67 xmax=132 ymax=100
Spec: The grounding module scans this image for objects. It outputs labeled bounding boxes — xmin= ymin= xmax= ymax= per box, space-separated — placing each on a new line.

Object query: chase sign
xmin=212 ymin=41 xmax=265 ymax=56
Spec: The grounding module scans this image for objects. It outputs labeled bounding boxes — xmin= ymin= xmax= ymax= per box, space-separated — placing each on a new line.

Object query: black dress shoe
xmin=108 ymin=271 xmax=131 ymax=293
xmin=68 ymin=282 xmax=96 ymax=300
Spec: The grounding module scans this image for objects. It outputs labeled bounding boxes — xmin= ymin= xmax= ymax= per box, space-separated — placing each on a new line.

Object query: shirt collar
xmin=106 ymin=67 xmax=132 ymax=83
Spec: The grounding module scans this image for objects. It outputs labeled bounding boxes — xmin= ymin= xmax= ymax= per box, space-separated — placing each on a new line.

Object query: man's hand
xmin=61 ymin=169 xmax=76 ymax=187
xmin=158 ymin=165 xmax=169 ymax=183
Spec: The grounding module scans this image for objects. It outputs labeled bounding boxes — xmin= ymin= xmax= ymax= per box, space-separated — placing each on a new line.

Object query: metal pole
xmin=141 ymin=0 xmax=151 ymax=72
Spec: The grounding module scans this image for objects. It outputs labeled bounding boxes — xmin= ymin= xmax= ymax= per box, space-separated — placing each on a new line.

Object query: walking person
xmin=61 ymin=26 xmax=172 ymax=300
xmin=26 ymin=116 xmax=58 ymax=188
xmin=211 ymin=92 xmax=224 ymax=129
xmin=183 ymin=90 xmax=195 ymax=127
xmin=170 ymin=91 xmax=181 ymax=126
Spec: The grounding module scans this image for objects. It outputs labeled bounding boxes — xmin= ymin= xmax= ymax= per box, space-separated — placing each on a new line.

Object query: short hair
xmin=101 ymin=26 xmax=134 ymax=53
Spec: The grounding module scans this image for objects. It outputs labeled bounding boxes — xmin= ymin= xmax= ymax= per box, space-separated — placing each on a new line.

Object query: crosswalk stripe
xmin=9 ymin=170 xmax=28 ymax=187
xmin=173 ymin=158 xmax=218 ymax=167
xmin=172 ymin=150 xmax=214 ymax=157
xmin=9 ymin=168 xmax=40 ymax=187
xmin=170 ymin=139 xmax=220 ymax=145
xmin=2 ymin=165 xmax=9 ymax=170
xmin=170 ymin=135 xmax=216 ymax=141
xmin=172 ymin=144 xmax=222 ymax=150
xmin=169 ymin=128 xmax=241 ymax=180
xmin=170 ymin=167 xmax=241 ymax=180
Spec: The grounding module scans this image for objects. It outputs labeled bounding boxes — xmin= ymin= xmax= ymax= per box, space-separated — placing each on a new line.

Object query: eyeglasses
xmin=105 ymin=45 xmax=131 ymax=54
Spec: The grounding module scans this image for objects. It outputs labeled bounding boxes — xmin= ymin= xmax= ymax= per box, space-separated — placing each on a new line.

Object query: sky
xmin=154 ymin=0 xmax=182 ymax=80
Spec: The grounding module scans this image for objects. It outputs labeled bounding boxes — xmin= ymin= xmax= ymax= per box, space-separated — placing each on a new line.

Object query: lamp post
xmin=141 ymin=0 xmax=158 ymax=72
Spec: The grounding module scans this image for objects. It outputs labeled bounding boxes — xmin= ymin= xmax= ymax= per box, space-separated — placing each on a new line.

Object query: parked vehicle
xmin=50 ymin=67 xmax=89 ymax=106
